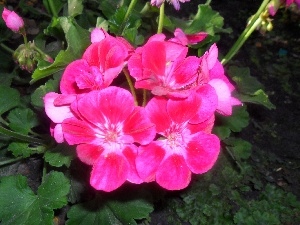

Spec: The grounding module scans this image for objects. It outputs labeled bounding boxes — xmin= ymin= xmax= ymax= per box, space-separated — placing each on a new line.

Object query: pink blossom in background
xmin=60 ymin=33 xmax=133 ymax=94
xmin=171 ymin=28 xmax=208 ymax=46
xmin=61 ymin=87 xmax=156 ymax=192
xmin=2 ymin=7 xmax=24 ymax=33
xmin=136 ymin=94 xmax=220 ymax=190
xmin=128 ymin=33 xmax=200 ymax=98
xmin=151 ymin=0 xmax=190 ymax=10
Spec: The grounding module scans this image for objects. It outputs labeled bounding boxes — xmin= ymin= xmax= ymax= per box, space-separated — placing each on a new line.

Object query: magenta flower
xmin=170 ymin=28 xmax=208 ymax=46
xmin=128 ymin=34 xmax=200 ymax=98
xmin=151 ymin=0 xmax=190 ymax=10
xmin=60 ymin=33 xmax=133 ymax=94
xmin=2 ymin=7 xmax=24 ymax=33
xmin=136 ymin=94 xmax=220 ymax=190
xmin=198 ymin=44 xmax=242 ymax=115
xmin=61 ymin=87 xmax=156 ymax=192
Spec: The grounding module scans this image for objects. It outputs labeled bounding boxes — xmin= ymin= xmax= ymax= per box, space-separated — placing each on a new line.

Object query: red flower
xmin=136 ymin=94 xmax=220 ymax=190
xmin=61 ymin=87 xmax=156 ymax=191
xmin=2 ymin=7 xmax=24 ymax=33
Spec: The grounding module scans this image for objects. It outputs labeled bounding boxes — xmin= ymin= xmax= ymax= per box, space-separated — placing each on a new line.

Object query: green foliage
xmin=44 ymin=143 xmax=75 ymax=167
xmin=228 ymin=66 xmax=275 ymax=110
xmin=31 ymin=17 xmax=90 ymax=83
xmin=0 ymin=172 xmax=70 ymax=225
xmin=66 ymin=191 xmax=153 ymax=225
xmin=173 ymin=155 xmax=300 ymax=225
xmin=0 ymin=85 xmax=20 ymax=116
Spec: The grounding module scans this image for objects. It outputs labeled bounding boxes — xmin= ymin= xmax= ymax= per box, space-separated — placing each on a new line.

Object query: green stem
xmin=0 ymin=157 xmax=23 ymax=167
xmin=0 ymin=43 xmax=14 ymax=54
xmin=0 ymin=125 xmax=46 ymax=145
xmin=142 ymin=89 xmax=147 ymax=107
xmin=123 ymin=68 xmax=138 ymax=106
xmin=48 ymin=0 xmax=59 ymax=17
xmin=119 ymin=0 xmax=138 ymax=35
xmin=221 ymin=0 xmax=271 ymax=65
xmin=157 ymin=3 xmax=165 ymax=34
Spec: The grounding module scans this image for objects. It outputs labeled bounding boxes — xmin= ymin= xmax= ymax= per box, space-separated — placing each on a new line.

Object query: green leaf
xmin=44 ymin=143 xmax=76 ymax=167
xmin=31 ymin=73 xmax=60 ymax=108
xmin=31 ymin=17 xmax=90 ymax=83
xmin=0 ymin=85 xmax=20 ymax=115
xmin=67 ymin=192 xmax=153 ymax=225
xmin=224 ymin=138 xmax=252 ymax=160
xmin=184 ymin=5 xmax=230 ymax=35
xmin=238 ymin=90 xmax=276 ymax=110
xmin=68 ymin=0 xmax=83 ymax=17
xmin=7 ymin=108 xmax=39 ymax=134
xmin=213 ymin=126 xmax=231 ymax=140
xmin=43 ymin=0 xmax=65 ymax=16
xmin=0 ymin=172 xmax=70 ymax=225
xmin=227 ymin=66 xmax=264 ymax=94
xmin=218 ymin=106 xmax=249 ymax=133
xmin=99 ymin=0 xmax=125 ymax=18
xmin=227 ymin=66 xmax=275 ymax=110
xmin=8 ymin=142 xmax=33 ymax=158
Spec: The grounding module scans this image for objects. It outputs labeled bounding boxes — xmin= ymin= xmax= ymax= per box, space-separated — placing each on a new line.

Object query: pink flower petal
xmin=136 ymin=142 xmax=166 ymax=182
xmin=51 ymin=123 xmax=64 ymax=143
xmin=76 ymin=144 xmax=104 ymax=165
xmin=91 ymin=27 xmax=108 ymax=43
xmin=2 ymin=8 xmax=24 ymax=32
xmin=122 ymin=145 xmax=143 ymax=184
xmin=186 ymin=132 xmax=220 ymax=174
xmin=123 ymin=107 xmax=156 ymax=145
xmin=188 ymin=115 xmax=215 ymax=134
xmin=75 ymin=87 xmax=135 ymax=126
xmin=189 ymin=84 xmax=218 ymax=124
xmin=156 ymin=154 xmax=191 ymax=190
xmin=62 ymin=117 xmax=96 ymax=145
xmin=43 ymin=92 xmax=74 ymax=123
xmin=90 ymin=152 xmax=129 ymax=192
xmin=167 ymin=92 xmax=201 ymax=124
xmin=145 ymin=97 xmax=171 ymax=133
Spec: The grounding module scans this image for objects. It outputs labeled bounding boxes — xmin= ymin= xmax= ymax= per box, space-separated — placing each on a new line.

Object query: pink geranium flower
xmin=61 ymin=87 xmax=156 ymax=192
xmin=128 ymin=34 xmax=200 ymax=98
xmin=198 ymin=44 xmax=242 ymax=115
xmin=170 ymin=28 xmax=208 ymax=46
xmin=136 ymin=94 xmax=220 ymax=190
xmin=60 ymin=31 xmax=133 ymax=94
xmin=2 ymin=7 xmax=24 ymax=33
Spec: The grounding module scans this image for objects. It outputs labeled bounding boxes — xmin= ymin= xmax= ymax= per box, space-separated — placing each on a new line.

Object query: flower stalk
xmin=157 ymin=2 xmax=165 ymax=33
xmin=221 ymin=0 xmax=271 ymax=65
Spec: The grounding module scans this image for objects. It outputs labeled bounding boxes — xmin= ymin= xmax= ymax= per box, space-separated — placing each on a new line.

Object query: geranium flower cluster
xmin=268 ymin=0 xmax=300 ymax=16
xmin=44 ymin=28 xmax=241 ymax=192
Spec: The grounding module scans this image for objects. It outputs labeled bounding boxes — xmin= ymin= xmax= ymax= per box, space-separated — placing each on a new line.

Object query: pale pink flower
xmin=2 ymin=7 xmax=24 ymax=33
xmin=151 ymin=0 xmax=190 ymax=10
xmin=43 ymin=93 xmax=76 ymax=143
xmin=61 ymin=87 xmax=156 ymax=192
xmin=136 ymin=94 xmax=220 ymax=190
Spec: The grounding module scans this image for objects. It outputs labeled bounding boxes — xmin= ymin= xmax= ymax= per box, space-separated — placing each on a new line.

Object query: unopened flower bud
xmin=2 ymin=7 xmax=25 ymax=33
